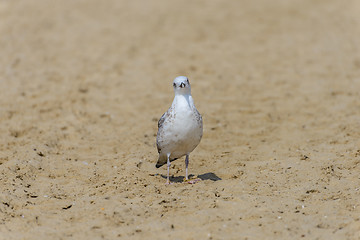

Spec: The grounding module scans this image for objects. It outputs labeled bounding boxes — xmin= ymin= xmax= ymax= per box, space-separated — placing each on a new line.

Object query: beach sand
xmin=1 ymin=0 xmax=360 ymax=239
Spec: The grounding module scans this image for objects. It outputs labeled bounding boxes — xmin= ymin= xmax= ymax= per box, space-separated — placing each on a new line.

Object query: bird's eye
xmin=173 ymin=83 xmax=176 ymax=87
xmin=186 ymin=79 xmax=189 ymax=84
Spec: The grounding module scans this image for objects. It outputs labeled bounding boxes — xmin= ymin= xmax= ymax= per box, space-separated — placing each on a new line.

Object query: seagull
xmin=156 ymin=76 xmax=203 ymax=184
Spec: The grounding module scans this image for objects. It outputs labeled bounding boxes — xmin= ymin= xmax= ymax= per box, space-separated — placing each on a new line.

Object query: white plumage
xmin=156 ymin=76 xmax=203 ymax=184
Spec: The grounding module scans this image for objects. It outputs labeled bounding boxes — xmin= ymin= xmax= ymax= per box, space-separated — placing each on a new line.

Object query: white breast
xmin=159 ymin=94 xmax=203 ymax=158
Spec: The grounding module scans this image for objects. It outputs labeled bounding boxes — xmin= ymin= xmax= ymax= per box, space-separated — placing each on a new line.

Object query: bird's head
xmin=173 ymin=76 xmax=191 ymax=95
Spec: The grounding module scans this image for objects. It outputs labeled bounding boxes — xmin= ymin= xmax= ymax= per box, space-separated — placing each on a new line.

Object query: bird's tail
xmin=155 ymin=154 xmax=178 ymax=168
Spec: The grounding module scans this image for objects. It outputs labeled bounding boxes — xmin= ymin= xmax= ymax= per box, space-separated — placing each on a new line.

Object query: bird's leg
xmin=185 ymin=154 xmax=189 ymax=180
xmin=184 ymin=154 xmax=201 ymax=184
xmin=166 ymin=153 xmax=171 ymax=184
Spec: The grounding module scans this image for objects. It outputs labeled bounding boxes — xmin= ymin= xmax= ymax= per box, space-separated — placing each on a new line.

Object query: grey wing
xmin=195 ymin=109 xmax=203 ymax=138
xmin=158 ymin=112 xmax=166 ymax=129
xmin=155 ymin=109 xmax=179 ymax=168
xmin=156 ymin=112 xmax=167 ymax=154
xmin=195 ymin=109 xmax=203 ymax=125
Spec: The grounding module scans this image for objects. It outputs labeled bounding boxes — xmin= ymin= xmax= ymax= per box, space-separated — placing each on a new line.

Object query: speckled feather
xmin=155 ymin=77 xmax=203 ymax=168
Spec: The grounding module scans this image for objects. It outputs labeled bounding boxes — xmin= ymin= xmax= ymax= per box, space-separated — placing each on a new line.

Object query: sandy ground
xmin=1 ymin=0 xmax=360 ymax=239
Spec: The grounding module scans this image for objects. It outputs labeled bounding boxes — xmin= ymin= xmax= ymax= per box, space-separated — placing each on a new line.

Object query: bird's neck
xmin=173 ymin=94 xmax=194 ymax=109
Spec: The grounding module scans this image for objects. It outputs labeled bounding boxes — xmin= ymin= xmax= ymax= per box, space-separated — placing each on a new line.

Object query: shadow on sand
xmin=160 ymin=172 xmax=222 ymax=183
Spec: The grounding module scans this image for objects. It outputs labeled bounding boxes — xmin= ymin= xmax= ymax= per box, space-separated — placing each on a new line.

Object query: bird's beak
xmin=180 ymin=82 xmax=186 ymax=88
